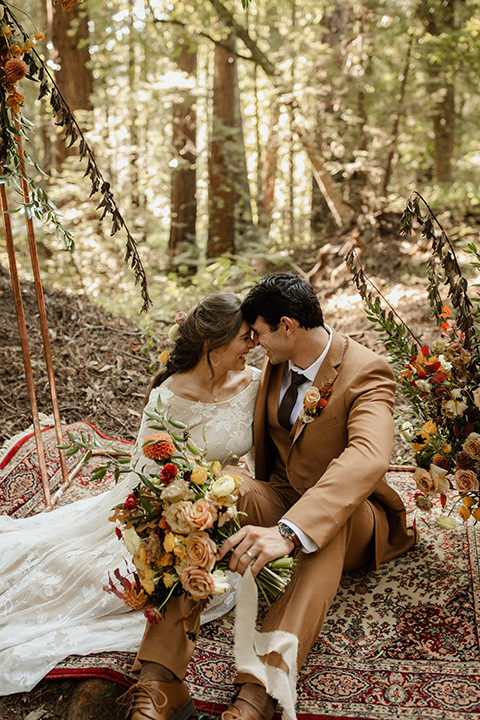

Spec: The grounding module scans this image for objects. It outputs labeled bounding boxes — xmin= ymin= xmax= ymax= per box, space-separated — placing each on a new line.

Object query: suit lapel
xmin=291 ymin=330 xmax=347 ymax=443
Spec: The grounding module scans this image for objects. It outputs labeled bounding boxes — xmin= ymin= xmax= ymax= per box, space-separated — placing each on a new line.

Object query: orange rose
xmin=143 ymin=432 xmax=175 ymax=460
xmin=472 ymin=507 xmax=480 ymax=521
xmin=179 ymin=565 xmax=215 ymax=600
xmin=185 ymin=498 xmax=216 ymax=531
xmin=454 ymin=469 xmax=479 ymax=493
xmin=463 ymin=433 xmax=480 ymax=461
xmin=303 ymin=386 xmax=321 ymax=410
xmin=185 ymin=532 xmax=217 ymax=570
xmin=458 ymin=505 xmax=471 ymax=521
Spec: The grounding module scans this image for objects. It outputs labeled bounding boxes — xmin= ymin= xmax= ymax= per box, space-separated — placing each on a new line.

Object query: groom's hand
xmin=217 ymin=525 xmax=294 ymax=579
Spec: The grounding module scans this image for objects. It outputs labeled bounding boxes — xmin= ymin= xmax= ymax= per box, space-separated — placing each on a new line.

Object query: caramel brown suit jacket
xmin=253 ymin=328 xmax=415 ymax=568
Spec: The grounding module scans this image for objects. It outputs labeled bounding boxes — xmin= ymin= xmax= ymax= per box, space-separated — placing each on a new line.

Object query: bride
xmin=0 ymin=293 xmax=259 ymax=695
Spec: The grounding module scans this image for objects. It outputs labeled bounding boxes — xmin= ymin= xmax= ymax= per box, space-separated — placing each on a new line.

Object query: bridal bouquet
xmin=101 ymin=393 xmax=295 ymax=634
xmin=347 ymin=191 xmax=480 ymax=528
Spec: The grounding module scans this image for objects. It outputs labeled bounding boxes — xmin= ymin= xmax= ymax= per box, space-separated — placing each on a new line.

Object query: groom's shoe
xmin=221 ymin=683 xmax=276 ymax=720
xmin=119 ymin=664 xmax=195 ymax=720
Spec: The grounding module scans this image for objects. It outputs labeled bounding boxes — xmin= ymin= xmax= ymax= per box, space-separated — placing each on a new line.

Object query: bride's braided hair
xmin=148 ymin=293 xmax=243 ymax=394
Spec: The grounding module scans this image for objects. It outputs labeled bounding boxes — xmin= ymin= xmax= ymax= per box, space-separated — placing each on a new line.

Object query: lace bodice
xmin=0 ymin=367 xmax=261 ymax=694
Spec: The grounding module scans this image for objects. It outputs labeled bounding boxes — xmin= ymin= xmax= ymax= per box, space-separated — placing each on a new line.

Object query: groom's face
xmin=251 ymin=316 xmax=292 ymax=365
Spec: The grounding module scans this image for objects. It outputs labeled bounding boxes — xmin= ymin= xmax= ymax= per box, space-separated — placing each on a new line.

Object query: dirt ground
xmin=0 ymin=220 xmax=473 ymax=719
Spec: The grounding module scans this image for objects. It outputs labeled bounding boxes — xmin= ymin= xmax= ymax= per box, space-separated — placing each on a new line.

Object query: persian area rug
xmin=1 ymin=426 xmax=479 ymax=719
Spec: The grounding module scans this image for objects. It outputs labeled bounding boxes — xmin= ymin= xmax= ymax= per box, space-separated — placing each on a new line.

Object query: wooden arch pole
xmin=0 ymin=180 xmax=52 ymax=508
xmin=14 ymin=122 xmax=70 ymax=498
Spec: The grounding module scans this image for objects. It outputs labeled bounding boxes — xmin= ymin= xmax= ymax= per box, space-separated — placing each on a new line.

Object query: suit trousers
xmin=133 ymin=475 xmax=377 ymax=684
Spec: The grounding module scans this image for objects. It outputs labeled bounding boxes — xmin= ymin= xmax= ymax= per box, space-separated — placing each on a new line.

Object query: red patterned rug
xmin=1 ymin=423 xmax=480 ymax=719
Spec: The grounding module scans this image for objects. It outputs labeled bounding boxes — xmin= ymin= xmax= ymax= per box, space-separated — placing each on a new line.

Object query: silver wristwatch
xmin=278 ymin=522 xmax=301 ymax=549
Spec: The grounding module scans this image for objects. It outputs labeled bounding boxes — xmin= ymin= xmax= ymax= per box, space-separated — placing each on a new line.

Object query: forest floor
xmin=0 ymin=213 xmax=478 ymax=719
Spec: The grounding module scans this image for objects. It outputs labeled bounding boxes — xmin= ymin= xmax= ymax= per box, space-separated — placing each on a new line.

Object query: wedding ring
xmin=245 ymin=550 xmax=254 ymax=559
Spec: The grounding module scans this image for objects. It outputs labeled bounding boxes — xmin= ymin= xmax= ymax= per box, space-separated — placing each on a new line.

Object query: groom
xmin=124 ymin=273 xmax=415 ymax=720
xmin=215 ymin=273 xmax=415 ymax=719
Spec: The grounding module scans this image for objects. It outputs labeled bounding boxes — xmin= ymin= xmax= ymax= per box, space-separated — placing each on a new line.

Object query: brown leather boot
xmin=221 ymin=683 xmax=276 ymax=720
xmin=119 ymin=676 xmax=195 ymax=720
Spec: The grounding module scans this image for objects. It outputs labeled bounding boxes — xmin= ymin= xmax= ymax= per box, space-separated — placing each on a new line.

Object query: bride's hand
xmin=222 ymin=463 xmax=253 ymax=483
xmin=217 ymin=525 xmax=294 ymax=579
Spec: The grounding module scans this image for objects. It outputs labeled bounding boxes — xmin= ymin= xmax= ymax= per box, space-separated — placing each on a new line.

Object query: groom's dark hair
xmin=242 ymin=273 xmax=324 ymax=330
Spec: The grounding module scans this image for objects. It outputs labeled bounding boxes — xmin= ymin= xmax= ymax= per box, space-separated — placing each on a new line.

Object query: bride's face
xmin=215 ymin=321 xmax=255 ymax=372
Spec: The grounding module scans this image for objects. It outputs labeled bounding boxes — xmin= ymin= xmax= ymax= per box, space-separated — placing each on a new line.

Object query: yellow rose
xmin=158 ymin=350 xmax=170 ymax=363
xmin=191 ymin=465 xmax=208 ymax=485
xmin=163 ymin=573 xmax=175 ymax=588
xmin=212 ymin=461 xmax=222 ymax=477
xmin=163 ymin=532 xmax=176 ymax=553
xmin=158 ymin=552 xmax=174 ymax=567
xmin=141 ymin=578 xmax=155 ymax=594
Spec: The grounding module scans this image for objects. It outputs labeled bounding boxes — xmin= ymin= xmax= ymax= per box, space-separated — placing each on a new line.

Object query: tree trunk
xmin=208 ymin=0 xmax=352 ymax=228
xmin=381 ymin=33 xmax=413 ymax=196
xmin=207 ymin=32 xmax=237 ymax=258
xmin=128 ymin=0 xmax=140 ymax=209
xmin=418 ymin=0 xmax=456 ymax=183
xmin=168 ymin=40 xmax=198 ymax=268
xmin=259 ymin=101 xmax=280 ymax=231
xmin=45 ymin=0 xmax=93 ymax=169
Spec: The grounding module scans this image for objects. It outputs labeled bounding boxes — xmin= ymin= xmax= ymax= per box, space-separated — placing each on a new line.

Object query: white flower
xmin=415 ymin=379 xmax=431 ymax=393
xmin=398 ymin=420 xmax=414 ymax=442
xmin=211 ymin=569 xmax=231 ymax=595
xmin=438 ymin=354 xmax=453 ymax=373
xmin=160 ymin=478 xmax=194 ymax=504
xmin=436 ymin=514 xmax=457 ymax=530
xmin=429 ymin=464 xmax=450 ymax=495
xmin=473 ymin=387 xmax=480 ymax=410
xmin=298 ymin=410 xmax=314 ymax=424
xmin=441 ymin=389 xmax=468 ymax=418
xmin=210 ymin=474 xmax=237 ymax=498
xmin=123 ymin=527 xmax=143 ymax=556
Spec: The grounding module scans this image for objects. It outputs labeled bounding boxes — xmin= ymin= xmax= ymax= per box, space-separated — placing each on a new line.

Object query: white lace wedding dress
xmin=0 ymin=367 xmax=261 ymax=695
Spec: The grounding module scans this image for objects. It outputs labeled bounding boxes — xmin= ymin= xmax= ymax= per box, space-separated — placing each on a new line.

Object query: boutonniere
xmin=299 ymin=379 xmax=335 ymax=424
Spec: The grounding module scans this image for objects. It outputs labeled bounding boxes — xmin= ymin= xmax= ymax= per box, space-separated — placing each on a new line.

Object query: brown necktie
xmin=278 ymin=370 xmax=305 ymax=430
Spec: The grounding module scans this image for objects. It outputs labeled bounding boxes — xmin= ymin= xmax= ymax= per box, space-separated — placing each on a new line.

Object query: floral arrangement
xmin=101 ymin=394 xmax=295 ymax=636
xmin=397 ymin=307 xmax=480 ymax=525
xmin=347 ymin=190 xmax=480 ymax=528
xmin=0 ymin=7 xmax=44 ymax=114
xmin=299 ymin=380 xmax=335 ymax=424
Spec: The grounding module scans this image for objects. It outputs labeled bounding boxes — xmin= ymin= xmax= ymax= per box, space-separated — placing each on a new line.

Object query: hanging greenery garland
xmin=0 ymin=0 xmax=152 ymax=311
